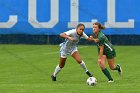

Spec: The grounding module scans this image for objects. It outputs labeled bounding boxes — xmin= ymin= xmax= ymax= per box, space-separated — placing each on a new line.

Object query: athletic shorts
xmin=98 ymin=48 xmax=116 ymax=59
xmin=60 ymin=47 xmax=78 ymax=58
xmin=103 ymin=49 xmax=116 ymax=59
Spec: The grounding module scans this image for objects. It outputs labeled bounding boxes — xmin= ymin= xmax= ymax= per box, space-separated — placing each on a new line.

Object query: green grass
xmin=0 ymin=45 xmax=140 ymax=93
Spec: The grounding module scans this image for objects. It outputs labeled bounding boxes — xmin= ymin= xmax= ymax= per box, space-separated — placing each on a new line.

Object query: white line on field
xmin=43 ymin=46 xmax=89 ymax=55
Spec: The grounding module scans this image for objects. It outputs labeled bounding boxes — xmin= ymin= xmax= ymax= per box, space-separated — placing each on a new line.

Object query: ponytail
xmin=100 ymin=25 xmax=105 ymax=30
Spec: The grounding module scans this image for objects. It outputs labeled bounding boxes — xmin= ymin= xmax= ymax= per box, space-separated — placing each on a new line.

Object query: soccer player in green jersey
xmin=90 ymin=22 xmax=122 ymax=83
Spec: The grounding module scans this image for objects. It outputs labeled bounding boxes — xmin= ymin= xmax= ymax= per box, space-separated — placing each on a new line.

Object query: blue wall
xmin=0 ymin=0 xmax=139 ymax=35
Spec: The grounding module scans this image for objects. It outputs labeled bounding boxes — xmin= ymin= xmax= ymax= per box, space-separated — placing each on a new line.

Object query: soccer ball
xmin=86 ymin=77 xmax=97 ymax=86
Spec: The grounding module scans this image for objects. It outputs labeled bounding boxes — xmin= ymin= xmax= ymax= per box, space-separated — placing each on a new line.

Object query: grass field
xmin=0 ymin=45 xmax=140 ymax=93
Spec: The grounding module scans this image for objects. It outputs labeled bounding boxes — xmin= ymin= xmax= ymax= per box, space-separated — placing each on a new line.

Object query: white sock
xmin=80 ymin=61 xmax=88 ymax=72
xmin=53 ymin=65 xmax=61 ymax=77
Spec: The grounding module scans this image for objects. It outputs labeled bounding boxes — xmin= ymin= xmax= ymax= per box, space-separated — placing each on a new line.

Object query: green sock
xmin=113 ymin=65 xmax=119 ymax=70
xmin=102 ymin=68 xmax=113 ymax=80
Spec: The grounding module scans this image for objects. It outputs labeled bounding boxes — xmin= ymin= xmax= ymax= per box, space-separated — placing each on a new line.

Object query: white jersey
xmin=60 ymin=29 xmax=88 ymax=57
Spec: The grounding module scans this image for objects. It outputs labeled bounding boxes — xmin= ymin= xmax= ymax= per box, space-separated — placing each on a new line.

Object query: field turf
xmin=0 ymin=45 xmax=139 ymax=93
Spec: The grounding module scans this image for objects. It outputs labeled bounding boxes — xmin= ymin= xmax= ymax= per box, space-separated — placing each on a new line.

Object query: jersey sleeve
xmin=81 ymin=32 xmax=89 ymax=39
xmin=64 ymin=29 xmax=75 ymax=35
xmin=99 ymin=36 xmax=105 ymax=46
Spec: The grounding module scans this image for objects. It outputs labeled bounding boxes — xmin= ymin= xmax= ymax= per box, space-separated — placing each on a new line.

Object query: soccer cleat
xmin=117 ymin=64 xmax=122 ymax=76
xmin=51 ymin=75 xmax=56 ymax=81
xmin=86 ymin=71 xmax=93 ymax=77
xmin=108 ymin=79 xmax=114 ymax=83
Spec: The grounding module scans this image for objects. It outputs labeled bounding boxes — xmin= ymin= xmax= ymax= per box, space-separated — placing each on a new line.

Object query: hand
xmin=87 ymin=36 xmax=94 ymax=41
xmin=93 ymin=39 xmax=99 ymax=43
xmin=98 ymin=58 xmax=102 ymax=63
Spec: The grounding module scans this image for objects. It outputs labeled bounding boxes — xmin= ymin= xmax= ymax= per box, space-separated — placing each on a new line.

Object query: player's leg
xmin=98 ymin=55 xmax=106 ymax=69
xmin=71 ymin=50 xmax=93 ymax=77
xmin=98 ymin=55 xmax=113 ymax=82
xmin=107 ymin=58 xmax=116 ymax=70
xmin=107 ymin=49 xmax=122 ymax=76
xmin=54 ymin=57 xmax=67 ymax=77
xmin=51 ymin=48 xmax=68 ymax=81
xmin=107 ymin=58 xmax=122 ymax=76
xmin=51 ymin=57 xmax=67 ymax=81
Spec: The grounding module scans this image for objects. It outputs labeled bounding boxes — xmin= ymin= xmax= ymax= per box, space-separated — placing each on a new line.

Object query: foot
xmin=117 ymin=64 xmax=122 ymax=76
xmin=51 ymin=75 xmax=56 ymax=81
xmin=86 ymin=71 xmax=93 ymax=77
xmin=108 ymin=79 xmax=114 ymax=83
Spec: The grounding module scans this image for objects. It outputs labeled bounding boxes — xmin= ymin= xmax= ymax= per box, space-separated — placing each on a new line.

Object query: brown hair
xmin=93 ymin=22 xmax=105 ymax=30
xmin=76 ymin=23 xmax=85 ymax=29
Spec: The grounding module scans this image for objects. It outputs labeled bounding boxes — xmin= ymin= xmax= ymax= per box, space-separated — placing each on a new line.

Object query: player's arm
xmin=60 ymin=33 xmax=75 ymax=41
xmin=81 ymin=32 xmax=99 ymax=43
xmin=88 ymin=35 xmax=99 ymax=43
xmin=98 ymin=36 xmax=105 ymax=63
xmin=98 ymin=45 xmax=104 ymax=62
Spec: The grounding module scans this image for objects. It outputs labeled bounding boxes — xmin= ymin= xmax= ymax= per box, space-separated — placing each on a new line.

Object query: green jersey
xmin=92 ymin=31 xmax=116 ymax=59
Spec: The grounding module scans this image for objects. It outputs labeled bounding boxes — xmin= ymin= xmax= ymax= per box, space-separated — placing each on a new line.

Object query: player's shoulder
xmin=98 ymin=31 xmax=104 ymax=36
xmin=65 ymin=29 xmax=76 ymax=33
xmin=98 ymin=32 xmax=106 ymax=40
xmin=68 ymin=29 xmax=76 ymax=32
xmin=64 ymin=29 xmax=76 ymax=35
xmin=82 ymin=31 xmax=87 ymax=36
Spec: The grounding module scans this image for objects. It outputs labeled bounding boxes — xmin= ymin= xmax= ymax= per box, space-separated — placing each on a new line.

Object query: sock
xmin=102 ymin=68 xmax=113 ymax=80
xmin=113 ymin=65 xmax=119 ymax=70
xmin=53 ymin=65 xmax=61 ymax=77
xmin=80 ymin=60 xmax=88 ymax=72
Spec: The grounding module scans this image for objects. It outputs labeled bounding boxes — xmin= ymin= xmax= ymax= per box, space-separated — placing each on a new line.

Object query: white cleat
xmin=108 ymin=80 xmax=114 ymax=83
xmin=117 ymin=64 xmax=122 ymax=76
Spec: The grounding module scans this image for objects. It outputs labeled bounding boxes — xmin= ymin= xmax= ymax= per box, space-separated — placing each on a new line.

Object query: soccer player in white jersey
xmin=51 ymin=23 xmax=94 ymax=81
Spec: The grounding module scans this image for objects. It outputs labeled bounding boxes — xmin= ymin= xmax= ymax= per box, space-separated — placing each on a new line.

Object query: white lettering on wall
xmin=68 ymin=0 xmax=134 ymax=28
xmin=105 ymin=0 xmax=134 ymax=28
xmin=0 ymin=16 xmax=17 ymax=28
xmin=0 ymin=0 xmax=134 ymax=29
xmin=28 ymin=0 xmax=59 ymax=28
xmin=68 ymin=0 xmax=97 ymax=28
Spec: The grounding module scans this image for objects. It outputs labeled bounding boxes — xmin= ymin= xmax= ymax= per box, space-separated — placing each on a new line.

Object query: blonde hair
xmin=93 ymin=22 xmax=105 ymax=30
